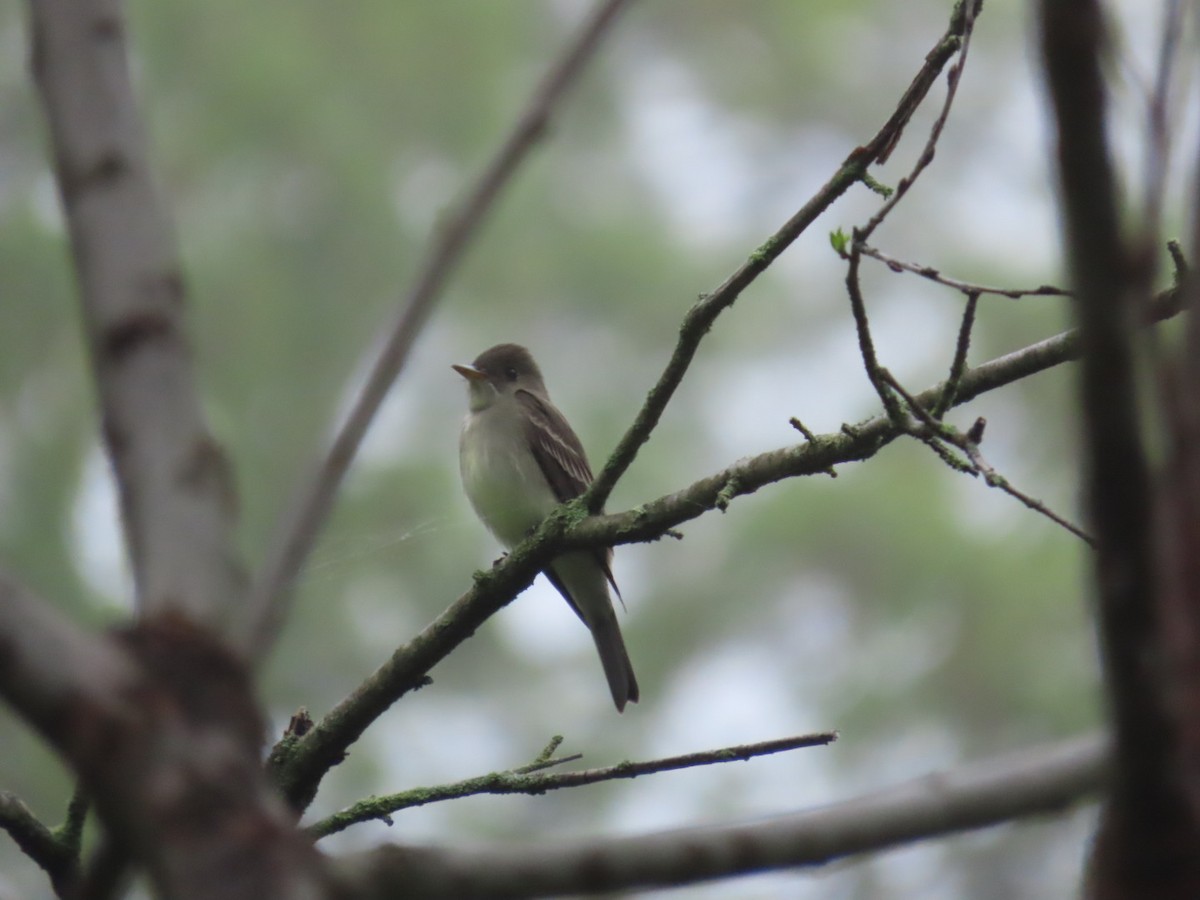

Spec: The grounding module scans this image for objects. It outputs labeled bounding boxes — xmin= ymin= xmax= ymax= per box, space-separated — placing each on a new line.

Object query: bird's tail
xmin=590 ymin=611 xmax=639 ymax=712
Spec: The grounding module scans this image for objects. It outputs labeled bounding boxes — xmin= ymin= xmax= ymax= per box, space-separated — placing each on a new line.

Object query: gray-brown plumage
xmin=454 ymin=343 xmax=638 ymax=711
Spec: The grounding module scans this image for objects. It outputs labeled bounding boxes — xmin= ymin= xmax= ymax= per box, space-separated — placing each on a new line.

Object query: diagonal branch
xmin=309 ymin=732 xmax=837 ymax=839
xmin=582 ymin=0 xmax=980 ymax=513
xmin=0 ymin=792 xmax=79 ymax=898
xmin=246 ymin=0 xmax=638 ymax=658
xmin=329 ymin=734 xmax=1107 ymax=898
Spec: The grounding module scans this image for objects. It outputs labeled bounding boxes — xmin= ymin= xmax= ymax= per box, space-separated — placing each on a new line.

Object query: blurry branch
xmin=0 ymin=570 xmax=334 ymax=898
xmin=27 ymin=0 xmax=246 ymax=642
xmin=309 ymin=732 xmax=837 ymax=840
xmin=858 ymin=244 xmax=1070 ymax=300
xmin=1042 ymin=0 xmax=1200 ymax=896
xmin=330 ymin=734 xmax=1106 ymax=898
xmin=0 ymin=792 xmax=79 ymax=898
xmin=1141 ymin=0 xmax=1186 ymax=246
xmin=269 ymin=277 xmax=1185 ymax=814
xmin=246 ymin=0 xmax=637 ymax=658
xmin=582 ymin=0 xmax=982 ymax=513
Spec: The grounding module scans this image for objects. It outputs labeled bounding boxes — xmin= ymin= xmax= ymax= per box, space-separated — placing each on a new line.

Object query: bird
xmin=453 ymin=343 xmax=639 ymax=711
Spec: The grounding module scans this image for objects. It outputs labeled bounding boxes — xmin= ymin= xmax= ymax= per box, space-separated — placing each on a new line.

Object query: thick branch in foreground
xmin=27 ymin=0 xmax=246 ymax=643
xmin=270 ymin=283 xmax=1184 ymax=813
xmin=330 ymin=734 xmax=1106 ymax=898
xmin=0 ymin=573 xmax=331 ymax=899
xmin=1041 ymin=0 xmax=1200 ymax=896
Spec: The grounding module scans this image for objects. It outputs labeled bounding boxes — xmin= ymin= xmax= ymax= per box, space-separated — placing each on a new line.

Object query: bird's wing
xmin=516 ymin=388 xmax=623 ymax=604
xmin=516 ymin=388 xmax=593 ymax=503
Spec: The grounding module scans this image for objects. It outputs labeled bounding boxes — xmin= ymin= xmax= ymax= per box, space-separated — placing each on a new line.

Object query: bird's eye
xmin=504 ymin=366 xmax=518 ymax=381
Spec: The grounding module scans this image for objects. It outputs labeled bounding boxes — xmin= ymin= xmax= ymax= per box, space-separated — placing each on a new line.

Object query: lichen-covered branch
xmin=309 ymin=732 xmax=837 ymax=839
xmin=329 ymin=734 xmax=1106 ymax=898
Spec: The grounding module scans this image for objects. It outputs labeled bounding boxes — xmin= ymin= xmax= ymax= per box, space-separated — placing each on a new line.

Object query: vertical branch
xmin=1041 ymin=0 xmax=1200 ymax=896
xmin=27 ymin=0 xmax=246 ymax=640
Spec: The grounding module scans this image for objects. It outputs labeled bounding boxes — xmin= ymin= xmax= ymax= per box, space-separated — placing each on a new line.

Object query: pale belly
xmin=460 ymin=408 xmax=558 ymax=548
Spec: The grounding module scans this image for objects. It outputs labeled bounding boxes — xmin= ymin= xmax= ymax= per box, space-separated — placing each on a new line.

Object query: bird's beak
xmin=452 ymin=363 xmax=487 ymax=382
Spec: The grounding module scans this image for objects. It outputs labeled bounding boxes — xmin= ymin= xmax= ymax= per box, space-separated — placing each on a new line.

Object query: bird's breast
xmin=460 ymin=405 xmax=558 ymax=548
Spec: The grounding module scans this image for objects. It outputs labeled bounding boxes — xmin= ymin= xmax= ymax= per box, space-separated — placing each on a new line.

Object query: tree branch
xmin=582 ymin=0 xmax=981 ymax=513
xmin=859 ymin=243 xmax=1070 ymax=301
xmin=1041 ymin=0 xmax=1200 ymax=894
xmin=27 ymin=0 xmax=247 ymax=643
xmin=330 ymin=734 xmax=1106 ymax=898
xmin=246 ymin=0 xmax=638 ymax=657
xmin=0 ymin=572 xmax=332 ymax=899
xmin=309 ymin=732 xmax=837 ymax=839
xmin=0 ymin=792 xmax=78 ymax=897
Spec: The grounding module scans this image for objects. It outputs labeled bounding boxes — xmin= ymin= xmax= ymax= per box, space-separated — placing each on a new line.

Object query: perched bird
xmin=453 ymin=343 xmax=639 ymax=711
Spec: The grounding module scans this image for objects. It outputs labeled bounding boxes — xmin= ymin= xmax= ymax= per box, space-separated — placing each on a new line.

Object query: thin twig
xmin=837 ymin=0 xmax=981 ymax=440
xmin=309 ymin=732 xmax=837 ymax=839
xmin=846 ymin=244 xmax=906 ymax=425
xmin=859 ymin=244 xmax=1070 ymax=300
xmin=246 ymin=0 xmax=637 ymax=657
xmin=934 ymin=291 xmax=980 ymax=418
xmin=582 ymin=1 xmax=978 ymax=514
xmin=883 ymin=371 xmax=1096 ymax=546
xmin=858 ymin=0 xmax=981 ymax=241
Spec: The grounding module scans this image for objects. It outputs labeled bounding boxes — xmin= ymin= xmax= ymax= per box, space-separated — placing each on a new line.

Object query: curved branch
xmin=330 ymin=734 xmax=1107 ymax=898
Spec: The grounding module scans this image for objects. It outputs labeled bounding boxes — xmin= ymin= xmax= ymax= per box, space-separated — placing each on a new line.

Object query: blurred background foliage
xmin=0 ymin=0 xmax=1177 ymax=896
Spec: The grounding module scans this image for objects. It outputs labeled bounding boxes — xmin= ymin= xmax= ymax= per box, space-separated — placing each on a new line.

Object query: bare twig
xmin=330 ymin=734 xmax=1107 ymax=898
xmin=933 ymin=291 xmax=980 ymax=418
xmin=846 ymin=245 xmax=906 ymax=424
xmin=837 ymin=0 xmax=982 ymax=445
xmin=582 ymin=1 xmax=980 ymax=514
xmin=310 ymin=732 xmax=836 ymax=840
xmin=883 ymin=370 xmax=1096 ymax=545
xmin=858 ymin=0 xmax=981 ymax=240
xmin=859 ymin=244 xmax=1070 ymax=300
xmin=247 ymin=0 xmax=638 ymax=657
